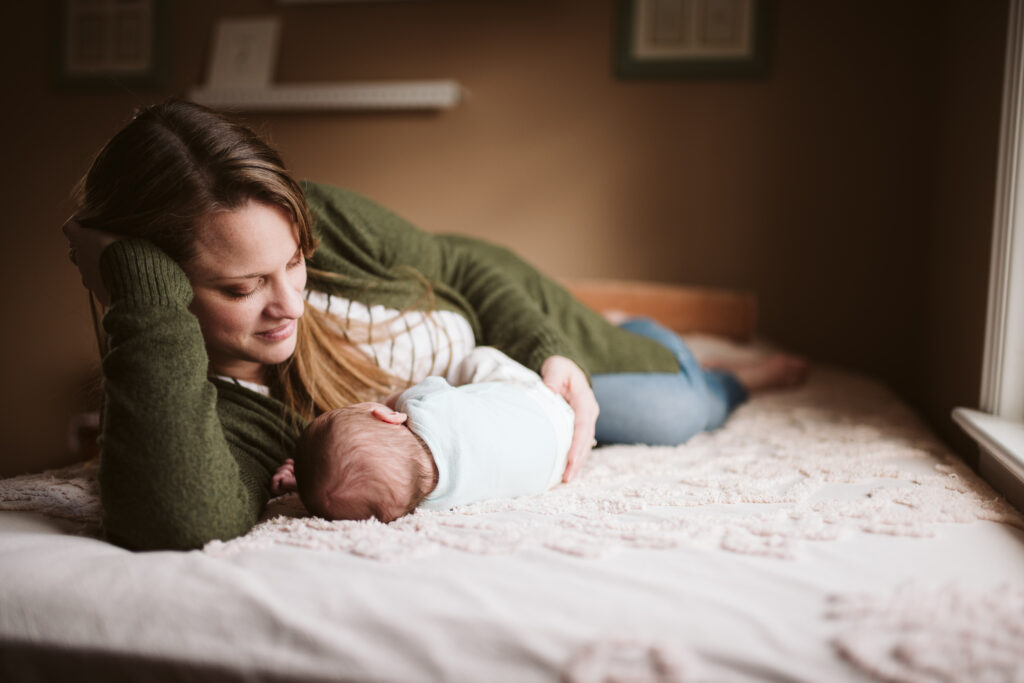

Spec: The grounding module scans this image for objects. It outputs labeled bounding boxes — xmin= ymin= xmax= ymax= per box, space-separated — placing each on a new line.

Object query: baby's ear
xmin=370 ymin=405 xmax=408 ymax=425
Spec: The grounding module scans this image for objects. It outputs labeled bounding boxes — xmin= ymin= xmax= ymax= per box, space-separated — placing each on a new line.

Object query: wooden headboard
xmin=562 ymin=278 xmax=757 ymax=343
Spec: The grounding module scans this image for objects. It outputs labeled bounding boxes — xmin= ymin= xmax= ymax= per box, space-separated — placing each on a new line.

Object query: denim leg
xmin=618 ymin=317 xmax=705 ymax=383
xmin=591 ymin=318 xmax=748 ymax=445
xmin=701 ymin=370 xmax=749 ymax=429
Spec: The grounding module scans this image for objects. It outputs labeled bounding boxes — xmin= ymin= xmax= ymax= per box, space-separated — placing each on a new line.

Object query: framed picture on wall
xmin=55 ymin=0 xmax=167 ymax=89
xmin=616 ymin=0 xmax=771 ymax=79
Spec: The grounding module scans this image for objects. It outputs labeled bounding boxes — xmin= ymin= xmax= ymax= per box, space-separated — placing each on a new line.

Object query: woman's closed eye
xmin=219 ymin=252 xmax=303 ymax=300
xmin=225 ymin=280 xmax=263 ymax=300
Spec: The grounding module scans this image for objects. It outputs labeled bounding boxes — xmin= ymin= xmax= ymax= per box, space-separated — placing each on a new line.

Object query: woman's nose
xmin=267 ymin=277 xmax=305 ymax=319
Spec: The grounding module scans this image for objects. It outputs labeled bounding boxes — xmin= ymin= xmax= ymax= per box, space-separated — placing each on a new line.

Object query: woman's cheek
xmin=208 ymin=299 xmax=255 ymax=338
xmin=293 ymin=264 xmax=308 ymax=292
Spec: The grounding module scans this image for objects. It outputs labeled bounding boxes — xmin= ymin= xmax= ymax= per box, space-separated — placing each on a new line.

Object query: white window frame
xmin=953 ymin=0 xmax=1024 ymax=510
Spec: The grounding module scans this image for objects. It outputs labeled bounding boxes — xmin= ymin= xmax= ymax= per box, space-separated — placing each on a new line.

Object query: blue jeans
xmin=591 ymin=318 xmax=748 ymax=446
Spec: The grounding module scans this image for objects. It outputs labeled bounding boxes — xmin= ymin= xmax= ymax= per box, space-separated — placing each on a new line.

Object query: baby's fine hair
xmin=294 ymin=406 xmax=434 ymax=523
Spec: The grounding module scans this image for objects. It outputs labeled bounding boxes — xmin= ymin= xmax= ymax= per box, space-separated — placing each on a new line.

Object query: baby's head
xmin=294 ymin=403 xmax=437 ymax=523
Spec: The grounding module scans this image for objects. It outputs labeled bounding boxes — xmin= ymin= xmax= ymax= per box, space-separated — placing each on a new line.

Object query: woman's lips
xmin=256 ymin=319 xmax=296 ymax=342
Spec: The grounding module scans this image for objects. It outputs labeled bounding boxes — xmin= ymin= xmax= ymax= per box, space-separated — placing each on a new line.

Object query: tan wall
xmin=917 ymin=1 xmax=1005 ymax=464
xmin=0 ymin=0 xmax=1006 ymax=476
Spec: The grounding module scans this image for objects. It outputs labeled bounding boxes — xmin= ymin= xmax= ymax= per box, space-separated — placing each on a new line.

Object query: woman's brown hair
xmin=76 ymin=98 xmax=401 ymax=422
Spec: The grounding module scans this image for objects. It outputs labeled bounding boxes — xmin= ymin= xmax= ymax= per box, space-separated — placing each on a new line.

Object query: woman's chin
xmin=226 ymin=340 xmax=298 ymax=374
xmin=209 ymin=333 xmax=298 ymax=380
xmin=263 ymin=338 xmax=298 ymax=366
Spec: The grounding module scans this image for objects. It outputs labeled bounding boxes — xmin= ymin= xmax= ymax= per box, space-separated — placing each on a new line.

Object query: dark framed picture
xmin=616 ymin=0 xmax=772 ymax=79
xmin=55 ymin=0 xmax=167 ymax=89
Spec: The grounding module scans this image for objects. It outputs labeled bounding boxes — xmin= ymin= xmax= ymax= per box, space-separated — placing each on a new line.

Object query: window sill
xmin=953 ymin=407 xmax=1024 ymax=511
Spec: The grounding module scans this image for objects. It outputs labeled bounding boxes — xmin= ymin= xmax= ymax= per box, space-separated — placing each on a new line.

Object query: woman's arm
xmin=429 ymin=235 xmax=604 ymax=480
xmin=303 ymin=183 xmax=604 ymax=479
xmin=92 ymin=239 xmax=284 ymax=550
xmin=304 ymin=183 xmax=587 ymax=374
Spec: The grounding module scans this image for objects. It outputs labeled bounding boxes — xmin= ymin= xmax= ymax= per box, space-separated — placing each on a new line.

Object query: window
xmin=954 ymin=0 xmax=1024 ymax=510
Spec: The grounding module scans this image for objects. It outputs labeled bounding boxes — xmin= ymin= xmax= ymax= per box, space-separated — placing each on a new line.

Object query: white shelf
xmin=188 ymin=80 xmax=462 ymax=112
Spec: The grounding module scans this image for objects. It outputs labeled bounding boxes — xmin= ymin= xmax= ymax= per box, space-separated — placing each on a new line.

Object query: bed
xmin=2 ymin=283 xmax=1023 ymax=682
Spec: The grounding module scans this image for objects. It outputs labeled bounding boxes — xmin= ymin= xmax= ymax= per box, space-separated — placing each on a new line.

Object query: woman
xmin=65 ymin=100 xmax=804 ymax=551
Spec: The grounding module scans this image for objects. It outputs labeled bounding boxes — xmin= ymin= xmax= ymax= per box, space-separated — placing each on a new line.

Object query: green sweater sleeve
xmin=432 ymin=234 xmax=587 ymax=374
xmin=304 ymin=182 xmax=677 ymax=376
xmin=305 ymin=183 xmax=585 ymax=373
xmin=97 ymin=239 xmax=292 ymax=551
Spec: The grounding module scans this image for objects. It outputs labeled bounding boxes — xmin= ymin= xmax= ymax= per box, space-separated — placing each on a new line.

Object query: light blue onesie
xmin=396 ymin=347 xmax=574 ymax=510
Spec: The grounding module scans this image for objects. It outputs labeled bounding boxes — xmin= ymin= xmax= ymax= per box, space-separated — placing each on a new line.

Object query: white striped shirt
xmin=215 ymin=290 xmax=477 ymax=395
xmin=303 ymin=290 xmax=476 ymax=384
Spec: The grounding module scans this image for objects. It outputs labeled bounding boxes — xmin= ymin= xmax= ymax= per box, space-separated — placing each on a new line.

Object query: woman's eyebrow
xmin=209 ymin=248 xmax=302 ymax=282
xmin=210 ymin=272 xmax=263 ymax=282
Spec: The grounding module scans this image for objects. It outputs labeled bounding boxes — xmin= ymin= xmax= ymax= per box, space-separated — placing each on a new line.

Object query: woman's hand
xmin=63 ymin=217 xmax=121 ymax=306
xmin=541 ymin=355 xmax=599 ymax=483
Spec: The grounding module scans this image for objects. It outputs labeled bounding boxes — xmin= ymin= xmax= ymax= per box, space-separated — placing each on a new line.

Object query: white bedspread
xmin=2 ymin=366 xmax=1023 ymax=682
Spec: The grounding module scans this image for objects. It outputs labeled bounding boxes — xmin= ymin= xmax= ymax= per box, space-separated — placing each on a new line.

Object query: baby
xmin=272 ymin=347 xmax=575 ymax=522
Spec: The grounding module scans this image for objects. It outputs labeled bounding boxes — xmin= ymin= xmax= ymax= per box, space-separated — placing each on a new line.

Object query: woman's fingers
xmin=63 ymin=217 xmax=120 ymax=306
xmin=540 ymin=356 xmax=599 ymax=483
xmin=563 ymin=397 xmax=598 ymax=482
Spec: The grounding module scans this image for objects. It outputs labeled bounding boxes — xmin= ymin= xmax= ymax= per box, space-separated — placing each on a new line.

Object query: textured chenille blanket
xmin=2 ymin=361 xmax=1023 ymax=682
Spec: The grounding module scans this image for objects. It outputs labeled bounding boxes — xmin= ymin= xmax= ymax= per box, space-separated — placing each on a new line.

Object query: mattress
xmin=2 ymin=364 xmax=1023 ymax=682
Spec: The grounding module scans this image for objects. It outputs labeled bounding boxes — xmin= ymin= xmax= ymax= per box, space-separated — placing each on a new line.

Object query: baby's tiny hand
xmin=271 ymin=458 xmax=297 ymax=496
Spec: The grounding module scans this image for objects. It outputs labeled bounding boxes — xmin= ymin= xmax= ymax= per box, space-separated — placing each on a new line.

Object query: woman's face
xmin=185 ymin=200 xmax=307 ymax=383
